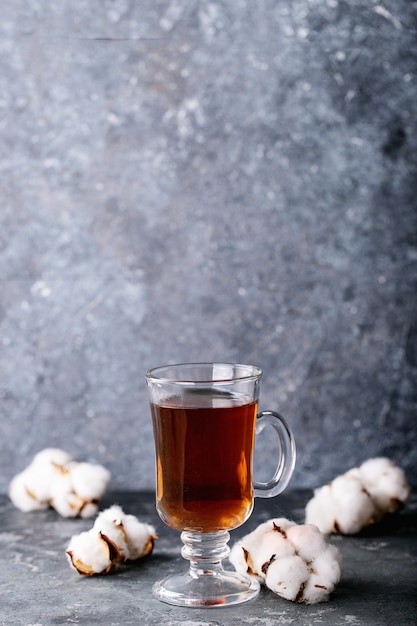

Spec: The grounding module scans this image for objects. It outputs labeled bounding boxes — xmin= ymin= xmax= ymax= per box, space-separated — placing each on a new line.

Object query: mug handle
xmin=253 ymin=410 xmax=296 ymax=498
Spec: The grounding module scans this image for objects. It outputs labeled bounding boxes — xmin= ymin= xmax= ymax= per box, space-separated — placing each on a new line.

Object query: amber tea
xmin=151 ymin=394 xmax=257 ymax=533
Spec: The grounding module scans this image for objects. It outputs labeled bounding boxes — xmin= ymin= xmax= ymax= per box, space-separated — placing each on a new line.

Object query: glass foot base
xmin=153 ymin=570 xmax=260 ymax=607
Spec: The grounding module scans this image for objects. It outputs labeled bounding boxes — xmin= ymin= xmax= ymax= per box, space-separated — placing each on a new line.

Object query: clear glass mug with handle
xmin=145 ymin=362 xmax=296 ymax=608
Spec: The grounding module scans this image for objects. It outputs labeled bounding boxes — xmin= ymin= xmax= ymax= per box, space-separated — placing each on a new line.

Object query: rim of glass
xmin=145 ymin=362 xmax=263 ymax=384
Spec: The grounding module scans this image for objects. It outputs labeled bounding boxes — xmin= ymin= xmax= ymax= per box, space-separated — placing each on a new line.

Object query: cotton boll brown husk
xmin=230 ymin=518 xmax=342 ymax=604
xmin=66 ymin=506 xmax=158 ymax=576
xmin=305 ymin=457 xmax=411 ymax=535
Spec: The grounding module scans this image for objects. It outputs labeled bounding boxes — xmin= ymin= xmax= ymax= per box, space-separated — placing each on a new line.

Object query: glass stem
xmin=180 ymin=530 xmax=231 ymax=578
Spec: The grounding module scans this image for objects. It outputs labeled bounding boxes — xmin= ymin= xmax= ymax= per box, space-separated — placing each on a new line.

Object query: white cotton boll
xmin=250 ymin=521 xmax=296 ymax=577
xmin=93 ymin=513 xmax=129 ymax=560
xmin=305 ymin=457 xmax=410 ymax=535
xmin=359 ymin=457 xmax=410 ymax=515
xmin=51 ymin=490 xmax=85 ymax=518
xmin=46 ymin=458 xmax=110 ymax=518
xmin=69 ymin=462 xmax=111 ymax=500
xmin=229 ymin=540 xmax=257 ymax=578
xmin=9 ymin=449 xmax=111 ymax=517
xmin=79 ymin=502 xmax=99 ymax=518
xmin=8 ymin=448 xmax=72 ymax=509
xmin=303 ymin=544 xmax=342 ymax=605
xmin=305 ymin=484 xmax=340 ymax=535
xmin=229 ymin=518 xmax=295 ymax=579
xmin=95 ymin=505 xmax=125 ymax=525
xmin=31 ymin=448 xmax=73 ymax=468
xmin=286 ymin=523 xmax=328 ymax=563
xmin=231 ymin=517 xmax=342 ymax=604
xmin=306 ymin=471 xmax=376 ymax=534
xmin=28 ymin=462 xmax=69 ymax=504
xmin=66 ymin=529 xmax=114 ymax=576
xmin=265 ymin=555 xmax=310 ymax=602
xmin=251 ymin=517 xmax=296 ymax=536
xmin=8 ymin=470 xmax=49 ymax=512
xmin=94 ymin=506 xmax=157 ymax=560
xmin=29 ymin=448 xmax=73 ymax=501
xmin=330 ymin=470 xmax=376 ymax=533
xmin=122 ymin=514 xmax=157 ymax=560
xmin=66 ymin=506 xmax=158 ymax=576
xmin=49 ymin=473 xmax=84 ymax=518
xmin=317 ymin=544 xmax=342 ymax=587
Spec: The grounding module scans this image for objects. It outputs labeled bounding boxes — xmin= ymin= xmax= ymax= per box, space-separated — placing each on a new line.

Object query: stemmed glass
xmin=145 ymin=363 xmax=296 ymax=607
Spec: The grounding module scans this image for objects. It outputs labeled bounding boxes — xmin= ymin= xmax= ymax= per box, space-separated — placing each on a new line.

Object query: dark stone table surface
xmin=1 ymin=489 xmax=416 ymax=626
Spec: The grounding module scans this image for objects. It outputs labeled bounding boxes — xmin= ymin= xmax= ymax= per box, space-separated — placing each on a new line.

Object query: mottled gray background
xmin=1 ymin=0 xmax=416 ymax=494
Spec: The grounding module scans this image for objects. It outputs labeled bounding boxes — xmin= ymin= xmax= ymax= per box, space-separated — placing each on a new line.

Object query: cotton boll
xmin=9 ymin=449 xmax=111 ymax=517
xmin=254 ymin=521 xmax=297 ymax=575
xmin=304 ymin=484 xmax=340 ymax=535
xmin=229 ymin=540 xmax=258 ymax=578
xmin=251 ymin=517 xmax=296 ymax=537
xmin=69 ymin=462 xmax=111 ymax=501
xmin=303 ymin=545 xmax=342 ymax=605
xmin=95 ymin=505 xmax=125 ymax=525
xmin=330 ymin=470 xmax=376 ymax=533
xmin=66 ymin=506 xmax=158 ymax=576
xmin=286 ymin=523 xmax=328 ymax=563
xmin=80 ymin=502 xmax=99 ymax=519
xmin=8 ymin=470 xmax=49 ymax=512
xmin=264 ymin=555 xmax=310 ymax=602
xmin=93 ymin=512 xmax=129 ymax=560
xmin=306 ymin=458 xmax=411 ymax=535
xmin=27 ymin=464 xmax=66 ymax=504
xmin=359 ymin=457 xmax=410 ymax=515
xmin=121 ymin=513 xmax=157 ymax=560
xmin=231 ymin=518 xmax=342 ymax=604
xmin=55 ymin=462 xmax=111 ymax=518
xmin=95 ymin=506 xmax=157 ymax=560
xmin=49 ymin=472 xmax=92 ymax=518
xmin=259 ymin=522 xmax=342 ymax=604
xmin=229 ymin=518 xmax=295 ymax=579
xmin=28 ymin=449 xmax=73 ymax=502
xmin=51 ymin=490 xmax=85 ymax=518
xmin=8 ymin=448 xmax=72 ymax=510
xmin=305 ymin=471 xmax=375 ymax=534
xmin=31 ymin=448 xmax=73 ymax=469
xmin=66 ymin=529 xmax=116 ymax=576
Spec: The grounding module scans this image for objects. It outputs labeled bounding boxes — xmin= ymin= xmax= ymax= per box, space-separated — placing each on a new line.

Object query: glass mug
xmin=145 ymin=363 xmax=296 ymax=607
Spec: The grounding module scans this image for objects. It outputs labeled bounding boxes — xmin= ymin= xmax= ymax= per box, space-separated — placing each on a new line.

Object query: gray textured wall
xmin=1 ymin=1 xmax=416 ymax=494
